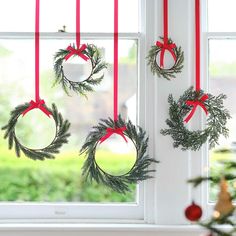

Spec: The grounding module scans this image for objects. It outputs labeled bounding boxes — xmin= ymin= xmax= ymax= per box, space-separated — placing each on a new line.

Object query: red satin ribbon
xmin=65 ymin=0 xmax=88 ymax=61
xmin=22 ymin=100 xmax=51 ymax=117
xmin=156 ymin=40 xmax=176 ymax=68
xmin=65 ymin=44 xmax=89 ymax=61
xmin=99 ymin=127 xmax=128 ymax=144
xmin=99 ymin=0 xmax=127 ymax=144
xmin=184 ymin=0 xmax=208 ymax=123
xmin=22 ymin=0 xmax=51 ymax=117
xmin=184 ymin=95 xmax=208 ymax=123
xmin=156 ymin=0 xmax=176 ymax=68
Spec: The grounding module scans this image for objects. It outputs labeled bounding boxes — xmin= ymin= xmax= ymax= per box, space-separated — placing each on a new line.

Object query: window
xmin=206 ymin=0 xmax=236 ymax=210
xmin=0 ymin=0 xmax=157 ymax=221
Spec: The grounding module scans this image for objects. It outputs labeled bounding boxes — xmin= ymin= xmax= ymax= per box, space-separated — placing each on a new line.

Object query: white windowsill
xmin=0 ymin=223 xmax=203 ymax=232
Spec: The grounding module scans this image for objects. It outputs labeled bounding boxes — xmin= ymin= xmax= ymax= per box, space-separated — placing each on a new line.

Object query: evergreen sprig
xmin=80 ymin=116 xmax=159 ymax=194
xmin=147 ymin=37 xmax=184 ymax=80
xmin=1 ymin=103 xmax=71 ymax=160
xmin=160 ymin=87 xmax=231 ymax=151
xmin=188 ymin=160 xmax=236 ymax=236
xmin=54 ymin=44 xmax=108 ymax=96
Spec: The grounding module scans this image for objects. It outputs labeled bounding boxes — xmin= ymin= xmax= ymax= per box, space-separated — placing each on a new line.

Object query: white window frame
xmin=0 ymin=0 xmax=159 ymax=223
xmin=0 ymin=0 xmax=215 ymax=228
xmin=201 ymin=0 xmax=236 ymax=218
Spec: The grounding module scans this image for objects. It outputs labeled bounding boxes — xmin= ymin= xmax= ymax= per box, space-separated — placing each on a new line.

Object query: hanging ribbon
xmin=22 ymin=0 xmax=51 ymax=117
xmin=184 ymin=0 xmax=208 ymax=123
xmin=99 ymin=0 xmax=127 ymax=144
xmin=156 ymin=0 xmax=177 ymax=68
xmin=64 ymin=0 xmax=88 ymax=61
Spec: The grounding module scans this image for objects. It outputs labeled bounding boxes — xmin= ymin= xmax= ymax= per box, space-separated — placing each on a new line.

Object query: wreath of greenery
xmin=147 ymin=38 xmax=184 ymax=80
xmin=160 ymin=87 xmax=231 ymax=151
xmin=1 ymin=103 xmax=71 ymax=160
xmin=80 ymin=116 xmax=159 ymax=193
xmin=54 ymin=44 xmax=108 ymax=96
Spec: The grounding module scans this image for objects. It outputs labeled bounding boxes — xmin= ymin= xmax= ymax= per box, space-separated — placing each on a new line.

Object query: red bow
xmin=156 ymin=40 xmax=177 ymax=68
xmin=64 ymin=44 xmax=89 ymax=61
xmin=99 ymin=126 xmax=128 ymax=144
xmin=22 ymin=100 xmax=52 ymax=117
xmin=184 ymin=94 xmax=208 ymax=123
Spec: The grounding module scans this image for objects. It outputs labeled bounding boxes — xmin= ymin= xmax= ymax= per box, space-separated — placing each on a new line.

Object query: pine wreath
xmin=54 ymin=44 xmax=108 ymax=96
xmin=147 ymin=38 xmax=184 ymax=80
xmin=2 ymin=103 xmax=71 ymax=160
xmin=160 ymin=87 xmax=231 ymax=151
xmin=80 ymin=116 xmax=158 ymax=193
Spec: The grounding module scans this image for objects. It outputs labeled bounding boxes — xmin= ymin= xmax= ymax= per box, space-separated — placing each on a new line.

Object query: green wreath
xmin=80 ymin=116 xmax=158 ymax=193
xmin=54 ymin=44 xmax=108 ymax=96
xmin=1 ymin=103 xmax=71 ymax=160
xmin=147 ymin=38 xmax=184 ymax=80
xmin=160 ymin=87 xmax=231 ymax=151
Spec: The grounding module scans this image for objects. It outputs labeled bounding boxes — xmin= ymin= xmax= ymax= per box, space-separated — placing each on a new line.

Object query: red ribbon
xmin=184 ymin=94 xmax=208 ymax=123
xmin=21 ymin=0 xmax=51 ymax=118
xmin=64 ymin=44 xmax=89 ymax=61
xmin=99 ymin=127 xmax=128 ymax=144
xmin=156 ymin=40 xmax=177 ymax=68
xmin=22 ymin=100 xmax=52 ymax=117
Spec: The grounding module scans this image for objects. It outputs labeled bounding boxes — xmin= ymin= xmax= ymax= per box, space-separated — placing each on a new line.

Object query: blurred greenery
xmin=0 ymin=131 xmax=136 ymax=202
xmin=209 ymin=150 xmax=236 ymax=201
xmin=210 ymin=62 xmax=236 ymax=77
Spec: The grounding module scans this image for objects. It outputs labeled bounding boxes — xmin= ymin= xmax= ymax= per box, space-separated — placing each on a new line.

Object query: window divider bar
xmin=0 ymin=32 xmax=141 ymax=40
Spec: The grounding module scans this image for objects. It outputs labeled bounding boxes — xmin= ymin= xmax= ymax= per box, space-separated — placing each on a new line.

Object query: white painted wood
xmin=0 ymin=0 xmax=217 ymax=233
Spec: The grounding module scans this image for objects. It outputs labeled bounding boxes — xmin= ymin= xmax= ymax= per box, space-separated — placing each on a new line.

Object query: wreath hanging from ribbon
xmin=53 ymin=0 xmax=107 ymax=96
xmin=2 ymin=102 xmax=70 ymax=160
xmin=160 ymin=87 xmax=230 ymax=151
xmin=2 ymin=0 xmax=70 ymax=160
xmin=147 ymin=0 xmax=184 ymax=80
xmin=160 ymin=0 xmax=230 ymax=151
xmin=80 ymin=0 xmax=158 ymax=193
xmin=80 ymin=116 xmax=158 ymax=193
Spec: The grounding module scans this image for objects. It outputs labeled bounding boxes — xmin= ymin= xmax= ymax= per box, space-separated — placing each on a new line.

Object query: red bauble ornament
xmin=185 ymin=201 xmax=202 ymax=221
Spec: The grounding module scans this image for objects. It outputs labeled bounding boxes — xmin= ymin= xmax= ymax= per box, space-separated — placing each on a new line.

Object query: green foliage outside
xmin=0 ymin=132 xmax=136 ymax=202
xmin=209 ymin=150 xmax=236 ymax=201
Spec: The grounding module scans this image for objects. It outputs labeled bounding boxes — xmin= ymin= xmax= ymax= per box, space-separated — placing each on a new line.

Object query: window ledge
xmin=0 ymin=223 xmax=204 ymax=232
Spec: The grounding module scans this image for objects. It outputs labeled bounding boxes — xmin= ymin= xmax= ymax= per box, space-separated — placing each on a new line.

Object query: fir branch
xmin=147 ymin=37 xmax=184 ymax=80
xmin=80 ymin=116 xmax=159 ymax=194
xmin=1 ymin=103 xmax=71 ymax=161
xmin=53 ymin=44 xmax=108 ymax=96
xmin=160 ymin=87 xmax=230 ymax=151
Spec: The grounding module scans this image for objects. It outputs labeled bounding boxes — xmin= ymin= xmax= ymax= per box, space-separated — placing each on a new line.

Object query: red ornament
xmin=185 ymin=201 xmax=202 ymax=221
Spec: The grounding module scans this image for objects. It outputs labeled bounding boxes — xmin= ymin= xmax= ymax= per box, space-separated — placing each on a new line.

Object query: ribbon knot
xmin=156 ymin=40 xmax=177 ymax=68
xmin=184 ymin=94 xmax=209 ymax=123
xmin=22 ymin=100 xmax=52 ymax=117
xmin=99 ymin=126 xmax=128 ymax=144
xmin=64 ymin=44 xmax=89 ymax=61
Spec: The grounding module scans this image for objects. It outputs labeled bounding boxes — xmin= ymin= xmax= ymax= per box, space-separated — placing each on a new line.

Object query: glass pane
xmin=209 ymin=39 xmax=236 ymax=201
xmin=208 ymin=0 xmax=236 ymax=32
xmin=0 ymin=38 xmax=138 ymax=202
xmin=0 ymin=0 xmax=139 ymax=33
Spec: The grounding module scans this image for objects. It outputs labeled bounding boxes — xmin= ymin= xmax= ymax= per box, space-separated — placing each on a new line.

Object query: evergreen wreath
xmin=160 ymin=87 xmax=231 ymax=151
xmin=2 ymin=103 xmax=71 ymax=160
xmin=147 ymin=38 xmax=184 ymax=80
xmin=80 ymin=116 xmax=159 ymax=193
xmin=54 ymin=44 xmax=107 ymax=96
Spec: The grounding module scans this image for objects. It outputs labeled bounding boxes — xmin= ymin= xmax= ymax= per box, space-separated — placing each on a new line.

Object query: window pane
xmin=0 ymin=38 xmax=138 ymax=202
xmin=0 ymin=0 xmax=139 ymax=33
xmin=208 ymin=0 xmax=236 ymax=32
xmin=209 ymin=39 xmax=236 ymax=201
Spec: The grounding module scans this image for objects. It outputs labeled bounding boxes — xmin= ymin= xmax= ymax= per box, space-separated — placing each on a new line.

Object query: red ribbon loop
xmin=184 ymin=94 xmax=209 ymax=123
xmin=64 ymin=44 xmax=89 ymax=61
xmin=99 ymin=126 xmax=128 ymax=144
xmin=156 ymin=40 xmax=177 ymax=68
xmin=22 ymin=100 xmax=52 ymax=117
